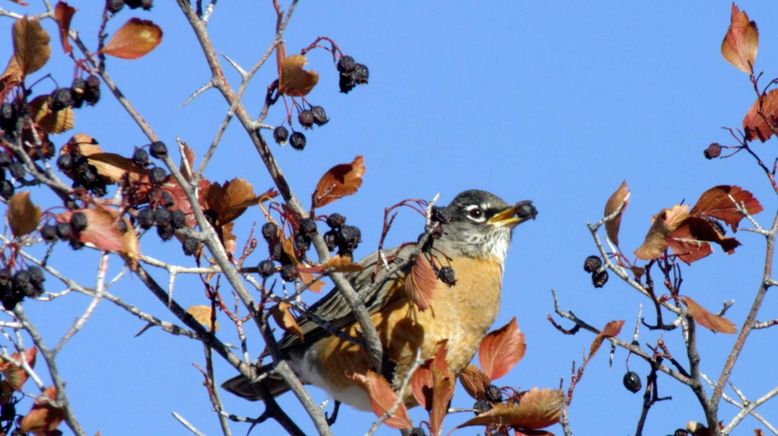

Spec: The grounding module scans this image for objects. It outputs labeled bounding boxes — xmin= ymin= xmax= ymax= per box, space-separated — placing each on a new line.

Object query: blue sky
xmin=2 ymin=1 xmax=777 ymax=435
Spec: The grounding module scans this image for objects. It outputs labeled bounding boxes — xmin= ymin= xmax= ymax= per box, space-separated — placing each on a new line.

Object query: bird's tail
xmin=221 ymin=364 xmax=291 ymax=401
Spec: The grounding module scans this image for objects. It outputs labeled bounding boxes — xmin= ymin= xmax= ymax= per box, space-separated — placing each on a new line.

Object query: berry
xmin=57 ymin=153 xmax=75 ymax=171
xmin=40 ymin=224 xmax=58 ymax=242
xmin=339 ymin=72 xmax=357 ymax=94
xmin=115 ymin=219 xmax=128 ymax=234
xmin=337 ymin=55 xmax=356 ymax=74
xmin=407 ymin=428 xmax=426 ymax=436
xmin=289 ymin=132 xmax=306 ymax=150
xmin=0 ymin=180 xmax=13 ymax=199
xmin=339 ymin=225 xmax=361 ymax=252
xmin=704 ymin=143 xmax=722 ymax=159
xmin=353 ymin=63 xmax=369 ymax=84
xmin=592 ymin=270 xmax=609 ymax=288
xmin=473 ymin=399 xmax=492 ymax=415
xmin=137 ymin=207 xmax=154 ymax=229
xmin=83 ymin=75 xmax=101 ymax=105
xmin=0 ymin=152 xmax=11 ymax=168
xmin=257 ymin=259 xmax=276 ymax=278
xmin=280 ymin=264 xmax=298 ymax=282
xmin=106 ymin=0 xmax=125 ymax=13
xmin=9 ymin=162 xmax=26 ymax=181
xmin=0 ymin=103 xmax=16 ymax=132
xmin=298 ymin=110 xmax=314 ymax=129
xmin=149 ymin=167 xmax=167 ymax=184
xmin=623 ymin=371 xmax=642 ymax=393
xmin=298 ymin=218 xmax=317 ymax=238
xmin=0 ymin=401 xmax=15 ymax=421
xmin=12 ymin=270 xmax=30 ymax=288
xmin=517 ymin=202 xmax=538 ymax=220
xmin=326 ymin=213 xmax=346 ymax=229
xmin=55 ymin=222 xmax=73 ymax=240
xmin=70 ymin=212 xmax=88 ymax=232
xmin=171 ymin=210 xmax=186 ymax=229
xmin=182 ymin=238 xmax=199 ymax=256
xmin=261 ymin=222 xmax=279 ymax=243
xmin=2 ymin=292 xmax=21 ymax=310
xmin=49 ymin=88 xmax=74 ymax=111
xmin=149 ymin=141 xmax=167 ymax=159
xmin=273 ymin=126 xmax=289 ymax=144
xmin=294 ymin=234 xmax=311 ymax=259
xmin=153 ymin=207 xmax=172 ymax=226
xmin=156 ymin=223 xmax=174 ymax=241
xmin=438 ymin=266 xmax=456 ymax=286
xmin=159 ymin=191 xmax=175 ymax=208
xmin=673 ymin=430 xmax=690 ymax=436
xmin=0 ymin=269 xmax=10 ymax=290
xmin=269 ymin=241 xmax=283 ymax=260
xmin=311 ymin=106 xmax=329 ymax=126
xmin=485 ymin=384 xmax=503 ymax=403
xmin=583 ymin=255 xmax=602 ymax=273
xmin=125 ymin=0 xmax=142 ymax=9
xmin=323 ymin=229 xmax=338 ymax=251
xmin=140 ymin=0 xmax=153 ymax=10
xmin=132 ymin=148 xmax=149 ymax=166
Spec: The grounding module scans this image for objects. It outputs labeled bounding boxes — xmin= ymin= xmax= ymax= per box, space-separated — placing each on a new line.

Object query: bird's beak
xmin=487 ymin=200 xmax=538 ymax=228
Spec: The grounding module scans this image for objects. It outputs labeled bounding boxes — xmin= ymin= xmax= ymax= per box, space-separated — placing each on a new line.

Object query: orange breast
xmin=310 ymin=255 xmax=504 ymax=403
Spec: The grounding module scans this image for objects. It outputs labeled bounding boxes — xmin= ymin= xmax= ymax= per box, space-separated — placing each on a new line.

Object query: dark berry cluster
xmin=257 ymin=222 xmax=286 ymax=280
xmin=0 ymin=265 xmax=45 ymax=310
xmin=293 ymin=217 xmax=318 ymax=261
xmin=337 ymin=55 xmax=369 ymax=94
xmin=322 ymin=213 xmax=361 ymax=257
xmin=0 ymin=151 xmax=16 ymax=200
xmin=107 ymin=0 xmax=153 ymax=13
xmin=297 ymin=105 xmax=329 ymax=129
xmin=67 ymin=75 xmax=101 ymax=109
xmin=57 ymin=148 xmax=107 ymax=197
xmin=272 ymin=125 xmax=308 ymax=151
xmin=136 ymin=204 xmax=188 ymax=244
xmin=40 ymin=212 xmax=90 ymax=249
xmin=583 ymin=255 xmax=608 ymax=288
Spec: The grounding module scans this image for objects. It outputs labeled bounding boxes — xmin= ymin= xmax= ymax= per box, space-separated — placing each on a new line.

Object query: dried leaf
xmin=743 ymin=89 xmax=778 ymax=142
xmin=668 ymin=217 xmax=741 ymax=264
xmin=53 ymin=2 xmax=76 ymax=55
xmin=1 ymin=347 xmax=37 ymax=391
xmin=57 ymin=207 xmax=140 ymax=267
xmin=279 ymin=54 xmax=319 ymax=97
xmin=721 ymin=3 xmax=758 ymax=74
xmin=205 ymin=178 xmax=257 ymax=225
xmin=312 ymin=155 xmax=365 ymax=208
xmin=7 ymin=191 xmax=41 ymax=237
xmin=318 ymin=255 xmax=364 ymax=273
xmin=690 ymin=185 xmax=763 ymax=231
xmin=589 ymin=320 xmax=624 ymax=358
xmin=458 ymin=388 xmax=564 ymax=430
xmin=159 ymin=178 xmax=211 ymax=228
xmin=681 ymin=296 xmax=736 ymax=334
xmin=634 ymin=205 xmax=690 ymax=260
xmin=298 ymin=270 xmax=325 ymax=293
xmin=29 ymin=94 xmax=74 ymax=134
xmin=604 ymin=180 xmax=630 ymax=246
xmin=458 ymin=364 xmax=491 ymax=400
xmin=180 ymin=141 xmax=195 ymax=181
xmin=352 ymin=371 xmax=412 ymax=430
xmin=13 ymin=17 xmax=51 ymax=76
xmin=404 ymin=255 xmax=437 ymax=310
xmin=19 ymin=386 xmax=64 ymax=433
xmin=186 ymin=305 xmax=219 ymax=332
xmin=0 ymin=56 xmax=23 ymax=95
xmin=101 ymin=18 xmax=163 ymax=60
xmin=479 ymin=317 xmax=526 ymax=381
xmin=270 ymin=302 xmax=303 ymax=340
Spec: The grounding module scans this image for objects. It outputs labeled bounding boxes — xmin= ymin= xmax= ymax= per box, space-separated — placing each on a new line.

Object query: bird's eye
xmin=465 ymin=205 xmax=485 ymax=221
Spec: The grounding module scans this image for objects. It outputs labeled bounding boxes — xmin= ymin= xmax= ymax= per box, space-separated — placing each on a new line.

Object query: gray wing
xmin=277 ymin=245 xmax=414 ymax=352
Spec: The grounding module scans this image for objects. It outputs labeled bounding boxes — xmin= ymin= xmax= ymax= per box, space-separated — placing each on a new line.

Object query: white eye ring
xmin=465 ymin=205 xmax=486 ymax=222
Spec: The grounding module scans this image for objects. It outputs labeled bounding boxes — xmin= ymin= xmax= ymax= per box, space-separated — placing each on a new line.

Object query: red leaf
xmin=101 ymin=18 xmax=163 ymax=60
xmin=351 ymin=371 xmax=412 ymax=430
xmin=404 ymin=255 xmax=437 ymax=310
xmin=410 ymin=341 xmax=453 ymax=436
xmin=721 ymin=3 xmax=758 ymax=74
xmin=19 ymin=386 xmax=64 ymax=433
xmin=458 ymin=388 xmax=564 ymax=430
xmin=603 ymin=180 xmax=630 ymax=246
xmin=634 ymin=205 xmax=689 ymax=260
xmin=743 ymin=89 xmax=778 ymax=142
xmin=681 ymin=296 xmax=737 ymax=334
xmin=57 ymin=207 xmax=140 ymax=269
xmin=479 ymin=317 xmax=526 ymax=381
xmin=458 ymin=364 xmax=491 ymax=400
xmin=1 ymin=347 xmax=36 ymax=391
xmin=311 ymin=155 xmax=365 ymax=208
xmin=53 ymin=2 xmax=76 ymax=55
xmin=667 ymin=217 xmax=740 ymax=264
xmin=690 ymin=185 xmax=763 ymax=231
xmin=589 ymin=320 xmax=624 ymax=358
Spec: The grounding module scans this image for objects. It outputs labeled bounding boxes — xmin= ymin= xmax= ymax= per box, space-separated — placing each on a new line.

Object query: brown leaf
xmin=279 ymin=54 xmax=319 ymax=97
xmin=158 ymin=178 xmax=211 ymax=228
xmin=7 ymin=191 xmax=41 ymax=237
xmin=743 ymin=89 xmax=778 ymax=142
xmin=352 ymin=371 xmax=412 ymax=430
xmin=220 ymin=222 xmax=237 ymax=256
xmin=681 ymin=296 xmax=736 ymax=334
xmin=690 ymin=185 xmax=763 ymax=231
xmin=721 ymin=3 xmax=758 ymax=74
xmin=57 ymin=207 xmax=140 ymax=267
xmin=479 ymin=317 xmax=526 ymax=381
xmin=429 ymin=358 xmax=454 ymax=435
xmin=298 ymin=270 xmax=325 ymax=293
xmin=1 ymin=347 xmax=36 ymax=391
xmin=13 ymin=17 xmax=51 ymax=76
xmin=29 ymin=94 xmax=74 ymax=134
xmin=411 ymin=364 xmax=433 ymax=410
xmin=604 ymin=180 xmax=629 ymax=246
xmin=458 ymin=364 xmax=491 ymax=400
xmin=205 ymin=178 xmax=257 ymax=225
xmin=186 ymin=305 xmax=219 ymax=332
xmin=101 ymin=18 xmax=163 ymax=60
xmin=312 ymin=155 xmax=365 ymax=208
xmin=53 ymin=2 xmax=76 ymax=55
xmin=270 ymin=302 xmax=303 ymax=340
xmin=0 ymin=56 xmax=23 ymax=95
xmin=318 ymin=255 xmax=364 ymax=273
xmin=19 ymin=386 xmax=64 ymax=433
xmin=589 ymin=320 xmax=624 ymax=358
xmin=404 ymin=255 xmax=437 ymax=311
xmin=667 ymin=217 xmax=740 ymax=264
xmin=634 ymin=205 xmax=690 ymax=260
xmin=458 ymin=388 xmax=565 ymax=430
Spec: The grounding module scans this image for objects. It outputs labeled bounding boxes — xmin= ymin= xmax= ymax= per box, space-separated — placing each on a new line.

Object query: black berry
xmin=70 ymin=212 xmax=88 ymax=232
xmin=49 ymin=88 xmax=74 ymax=111
xmin=353 ymin=63 xmax=369 ymax=84
xmin=55 ymin=222 xmax=73 ymax=240
xmin=407 ymin=427 xmax=426 ymax=436
xmin=149 ymin=141 xmax=167 ymax=159
xmin=323 ymin=229 xmax=338 ymax=251
xmin=9 ymin=162 xmax=26 ymax=181
xmin=106 ymin=0 xmax=125 ymax=13
xmin=473 ymin=399 xmax=492 ymax=415
xmin=257 ymin=259 xmax=276 ymax=278
xmin=149 ymin=167 xmax=167 ymax=185
xmin=124 ymin=0 xmax=142 ymax=9
xmin=0 ymin=401 xmax=15 ymax=421
xmin=57 ymin=153 xmax=75 ymax=171
xmin=153 ymin=207 xmax=172 ymax=226
xmin=311 ymin=106 xmax=329 ymax=126
xmin=132 ymin=148 xmax=149 ymax=166
xmin=583 ymin=255 xmax=602 ymax=273
xmin=40 ymin=224 xmax=58 ymax=242
xmin=289 ymin=131 xmax=306 ymax=150
xmin=298 ymin=218 xmax=317 ymax=238
xmin=261 ymin=222 xmax=279 ymax=243
xmin=485 ymin=384 xmax=503 ymax=403
xmin=298 ymin=110 xmax=314 ymax=129
xmin=273 ymin=125 xmax=289 ymax=144
xmin=623 ymin=371 xmax=642 ymax=393
xmin=438 ymin=266 xmax=456 ymax=285
xmin=339 ymin=225 xmax=361 ymax=252
xmin=83 ymin=75 xmax=101 ymax=105
xmin=70 ymin=78 xmax=86 ymax=108
xmin=156 ymin=223 xmax=174 ymax=241
xmin=171 ymin=210 xmax=186 ymax=229
xmin=592 ymin=270 xmax=609 ymax=288
xmin=182 ymin=238 xmax=199 ymax=256
xmin=326 ymin=213 xmax=346 ymax=229
xmin=0 ymin=180 xmax=13 ymax=199
xmin=280 ymin=264 xmax=298 ymax=282
xmin=137 ymin=207 xmax=154 ymax=229
xmin=337 ymin=55 xmax=356 ymax=73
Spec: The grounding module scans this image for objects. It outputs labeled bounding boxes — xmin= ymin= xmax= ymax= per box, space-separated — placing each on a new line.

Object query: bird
xmin=223 ymin=189 xmax=537 ymax=411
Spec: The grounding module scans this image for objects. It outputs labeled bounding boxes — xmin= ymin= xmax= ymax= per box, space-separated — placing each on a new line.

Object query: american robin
xmin=223 ymin=189 xmax=537 ymax=411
